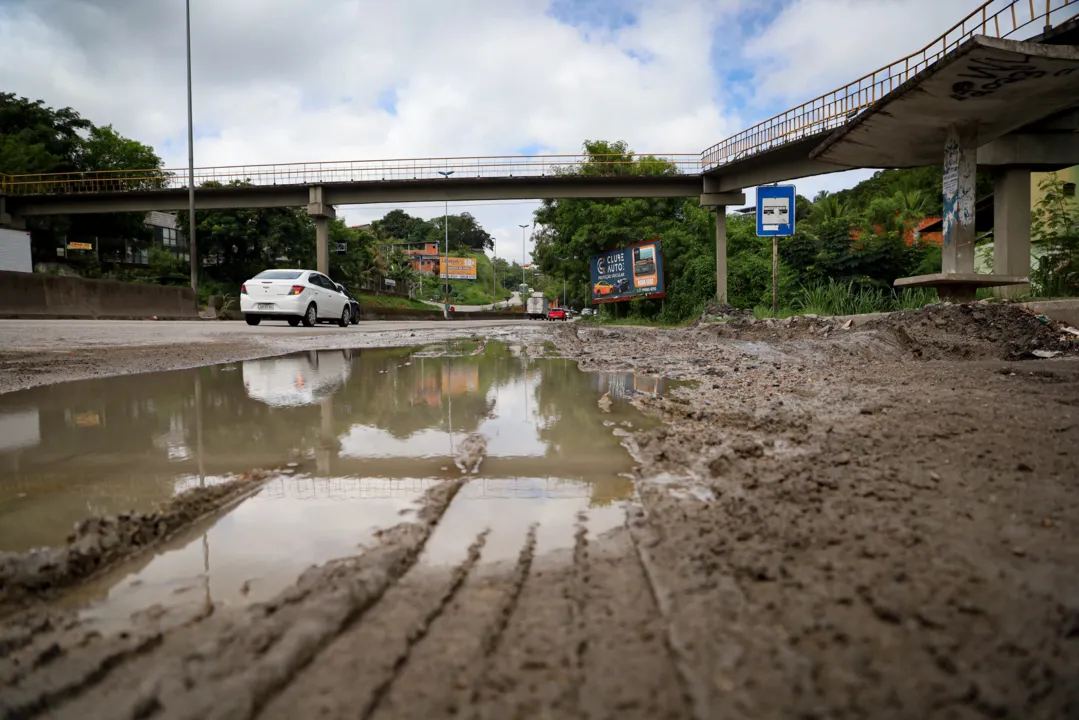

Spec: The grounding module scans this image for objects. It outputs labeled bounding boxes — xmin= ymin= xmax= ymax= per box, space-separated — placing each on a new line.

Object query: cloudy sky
xmin=2 ymin=0 xmax=994 ymax=262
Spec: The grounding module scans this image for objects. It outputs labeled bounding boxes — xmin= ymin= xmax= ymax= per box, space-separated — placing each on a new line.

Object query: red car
xmin=547 ymin=308 xmax=567 ymax=321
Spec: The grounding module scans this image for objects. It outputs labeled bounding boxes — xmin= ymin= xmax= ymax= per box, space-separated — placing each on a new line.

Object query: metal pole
xmin=519 ymin=224 xmax=528 ymax=289
xmin=185 ymin=0 xmax=197 ymax=296
xmin=437 ymin=170 xmax=454 ymax=315
xmin=493 ymin=257 xmax=497 ymax=307
xmin=563 ymin=276 xmax=566 ymax=308
xmin=771 ymin=236 xmax=779 ymax=315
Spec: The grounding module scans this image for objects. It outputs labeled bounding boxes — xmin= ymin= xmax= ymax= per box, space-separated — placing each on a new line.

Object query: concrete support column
xmin=314 ymin=216 xmax=330 ymax=275
xmin=700 ymin=187 xmax=745 ymax=306
xmin=307 ymin=186 xmax=336 ymax=276
xmin=993 ymin=167 xmax=1032 ymax=297
xmin=942 ymin=122 xmax=978 ymax=274
xmin=715 ymin=209 xmax=728 ymax=305
xmin=0 ymin=196 xmax=26 ymax=230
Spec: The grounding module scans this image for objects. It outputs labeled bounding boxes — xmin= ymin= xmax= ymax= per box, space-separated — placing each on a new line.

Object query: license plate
xmin=257 ymin=303 xmax=274 ymax=310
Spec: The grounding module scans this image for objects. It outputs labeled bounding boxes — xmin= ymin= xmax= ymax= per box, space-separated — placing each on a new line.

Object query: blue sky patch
xmin=515 ymin=142 xmax=550 ymax=156
xmin=376 ymin=87 xmax=398 ymax=116
xmin=547 ymin=0 xmax=637 ymax=32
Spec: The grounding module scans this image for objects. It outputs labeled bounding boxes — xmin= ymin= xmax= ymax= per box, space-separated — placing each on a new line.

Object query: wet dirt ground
xmin=1 ymin=306 xmax=1078 ymax=719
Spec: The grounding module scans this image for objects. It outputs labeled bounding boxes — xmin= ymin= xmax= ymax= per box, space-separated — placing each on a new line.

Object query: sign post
xmin=755 ymin=185 xmax=796 ymax=315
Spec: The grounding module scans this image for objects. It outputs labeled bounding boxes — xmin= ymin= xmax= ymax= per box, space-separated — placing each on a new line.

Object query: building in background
xmin=138 ymin=211 xmax=189 ymax=266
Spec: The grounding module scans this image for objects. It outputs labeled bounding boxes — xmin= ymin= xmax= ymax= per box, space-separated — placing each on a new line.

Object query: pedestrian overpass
xmin=1 ymin=0 xmax=1078 ymax=298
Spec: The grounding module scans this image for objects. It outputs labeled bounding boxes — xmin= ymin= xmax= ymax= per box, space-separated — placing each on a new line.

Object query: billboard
xmin=589 ymin=239 xmax=664 ymax=304
xmin=439 ymin=256 xmax=477 ymax=280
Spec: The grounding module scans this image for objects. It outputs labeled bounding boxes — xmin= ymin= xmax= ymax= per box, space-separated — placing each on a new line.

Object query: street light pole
xmin=437 ymin=170 xmax=454 ymax=317
xmin=519 ymin=223 xmax=528 ymax=289
xmin=185 ymin=0 xmax=197 ymax=297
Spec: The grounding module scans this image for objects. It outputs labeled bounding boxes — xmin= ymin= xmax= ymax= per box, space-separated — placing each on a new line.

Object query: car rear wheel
xmin=350 ymin=308 xmax=360 ymax=324
xmin=245 ymin=314 xmax=261 ymax=326
xmin=302 ymin=303 xmax=317 ymax=327
xmin=338 ymin=305 xmax=350 ymax=327
xmin=287 ymin=317 xmax=300 ymax=327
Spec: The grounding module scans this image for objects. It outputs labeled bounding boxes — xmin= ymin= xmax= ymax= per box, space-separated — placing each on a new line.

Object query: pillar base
xmin=894 ymin=272 xmax=1030 ymax=303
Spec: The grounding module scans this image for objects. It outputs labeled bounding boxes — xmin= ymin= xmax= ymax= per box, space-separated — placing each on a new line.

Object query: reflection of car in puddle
xmin=242 ymin=350 xmax=353 ymax=407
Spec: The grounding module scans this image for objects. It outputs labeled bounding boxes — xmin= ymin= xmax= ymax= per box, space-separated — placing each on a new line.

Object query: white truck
xmin=0 ymin=228 xmax=32 ymax=273
xmin=526 ymin=294 xmax=549 ymax=320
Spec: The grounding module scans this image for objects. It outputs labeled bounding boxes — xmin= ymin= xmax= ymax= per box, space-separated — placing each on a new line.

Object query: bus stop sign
xmin=756 ymin=185 xmax=796 ymax=237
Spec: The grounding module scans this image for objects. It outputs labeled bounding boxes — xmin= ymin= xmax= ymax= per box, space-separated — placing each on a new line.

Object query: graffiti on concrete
xmin=950 ymin=54 xmax=1075 ymax=101
xmin=942 ymin=137 xmax=959 ymax=246
xmin=942 ymin=130 xmax=976 ymax=252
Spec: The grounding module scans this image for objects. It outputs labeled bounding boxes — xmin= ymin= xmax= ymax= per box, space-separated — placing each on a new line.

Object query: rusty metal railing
xmin=0 ymin=153 xmax=703 ymax=196
xmin=702 ymin=0 xmax=1079 ymax=170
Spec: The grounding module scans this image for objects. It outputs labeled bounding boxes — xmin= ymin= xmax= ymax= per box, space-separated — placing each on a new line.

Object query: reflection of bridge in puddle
xmin=232 ymin=475 xmax=632 ymax=504
xmin=6 ymin=342 xmax=659 ymax=633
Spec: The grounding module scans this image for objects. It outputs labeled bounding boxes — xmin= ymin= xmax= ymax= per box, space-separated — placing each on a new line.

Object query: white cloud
xmin=0 ymin=0 xmax=979 ymax=262
xmin=741 ymin=0 xmax=985 ymax=105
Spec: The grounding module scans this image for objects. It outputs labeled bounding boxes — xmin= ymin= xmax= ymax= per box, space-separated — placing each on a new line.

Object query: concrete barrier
xmin=1019 ymin=300 xmax=1079 ymax=328
xmin=831 ymin=299 xmax=1079 ymax=328
xmin=0 ymin=271 xmax=199 ymax=320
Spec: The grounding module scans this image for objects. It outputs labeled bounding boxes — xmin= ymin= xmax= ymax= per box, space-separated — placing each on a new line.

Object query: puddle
xmin=0 ymin=342 xmax=673 ymax=628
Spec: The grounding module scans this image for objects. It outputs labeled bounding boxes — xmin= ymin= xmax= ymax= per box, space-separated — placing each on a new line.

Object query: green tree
xmin=429 ymin=212 xmax=494 ymax=252
xmin=1030 ymin=173 xmax=1079 ymax=297
xmin=371 ymin=209 xmax=432 ymax=242
xmin=0 ymin=93 xmax=164 ymax=264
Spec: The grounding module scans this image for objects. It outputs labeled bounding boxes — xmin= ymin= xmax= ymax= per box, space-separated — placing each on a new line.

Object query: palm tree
xmin=809 ymin=192 xmax=851 ymax=225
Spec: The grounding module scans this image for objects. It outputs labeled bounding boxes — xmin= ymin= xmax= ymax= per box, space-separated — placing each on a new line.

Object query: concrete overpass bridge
xmin=1 ymin=0 xmax=1078 ymax=299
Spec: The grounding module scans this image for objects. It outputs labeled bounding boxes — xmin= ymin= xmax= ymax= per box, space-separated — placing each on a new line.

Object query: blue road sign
xmin=756 ymin=184 xmax=796 ymax=237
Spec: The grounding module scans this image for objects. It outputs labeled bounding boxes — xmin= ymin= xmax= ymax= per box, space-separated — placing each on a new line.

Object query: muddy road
xmin=1 ymin=305 xmax=1078 ymax=719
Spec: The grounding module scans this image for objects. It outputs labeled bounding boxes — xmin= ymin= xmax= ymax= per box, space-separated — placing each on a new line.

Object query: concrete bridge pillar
xmin=993 ymin=168 xmax=1032 ymax=298
xmin=714 ymin=210 xmax=728 ymax=305
xmin=0 ymin=196 xmax=26 ymax=230
xmin=942 ymin=122 xmax=978 ymax=275
xmin=700 ymin=188 xmax=746 ymax=306
xmin=307 ymin=186 xmax=336 ymax=276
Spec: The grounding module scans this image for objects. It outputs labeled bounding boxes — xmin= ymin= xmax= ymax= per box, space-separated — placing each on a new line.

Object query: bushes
xmin=780 ymin=278 xmax=937 ymax=316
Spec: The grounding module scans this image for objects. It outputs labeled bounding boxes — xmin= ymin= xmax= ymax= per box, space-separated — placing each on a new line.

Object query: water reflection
xmin=1 ymin=342 xmax=676 ymax=625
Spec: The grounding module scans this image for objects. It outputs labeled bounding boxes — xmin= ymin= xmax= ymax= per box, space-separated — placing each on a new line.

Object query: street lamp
xmin=519 ymin=223 xmax=529 ymax=289
xmin=185 ymin=0 xmax=197 ymax=296
xmin=438 ymin=170 xmax=454 ymax=315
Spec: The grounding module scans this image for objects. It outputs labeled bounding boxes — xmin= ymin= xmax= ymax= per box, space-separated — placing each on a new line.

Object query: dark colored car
xmin=335 ymin=283 xmax=361 ymax=324
xmin=547 ymin=308 xmax=567 ymax=321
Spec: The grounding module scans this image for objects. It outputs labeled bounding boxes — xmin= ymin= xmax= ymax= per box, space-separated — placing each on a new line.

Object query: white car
xmin=240 ymin=269 xmax=352 ymax=327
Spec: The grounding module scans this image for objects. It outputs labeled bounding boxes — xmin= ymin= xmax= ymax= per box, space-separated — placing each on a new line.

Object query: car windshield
xmin=253 ymin=270 xmax=303 ymax=280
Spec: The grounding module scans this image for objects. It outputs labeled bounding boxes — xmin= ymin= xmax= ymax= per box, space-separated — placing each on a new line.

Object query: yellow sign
xmin=439 ymin=256 xmax=477 ymax=280
xmin=67 ymin=241 xmax=93 ymax=250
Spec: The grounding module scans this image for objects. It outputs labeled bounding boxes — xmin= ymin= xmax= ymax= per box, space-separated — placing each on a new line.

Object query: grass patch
xmin=355 ymin=294 xmax=433 ymax=311
xmin=755 ymin=280 xmax=938 ymax=318
xmin=578 ymin=314 xmax=695 ymax=328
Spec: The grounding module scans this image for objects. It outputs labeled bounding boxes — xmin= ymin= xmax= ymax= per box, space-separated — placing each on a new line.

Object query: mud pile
xmin=0 ymin=472 xmax=271 ymax=611
xmin=865 ymin=301 xmax=1077 ymax=360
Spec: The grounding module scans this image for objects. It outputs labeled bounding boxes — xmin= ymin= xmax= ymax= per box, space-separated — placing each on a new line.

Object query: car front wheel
xmin=338 ymin=305 xmax=350 ymax=328
xmin=245 ymin=314 xmax=261 ymax=326
xmin=302 ymin=303 xmax=317 ymax=327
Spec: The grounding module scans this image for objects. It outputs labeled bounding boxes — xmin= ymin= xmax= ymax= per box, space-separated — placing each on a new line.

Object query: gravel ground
xmin=1 ymin=306 xmax=1078 ymax=719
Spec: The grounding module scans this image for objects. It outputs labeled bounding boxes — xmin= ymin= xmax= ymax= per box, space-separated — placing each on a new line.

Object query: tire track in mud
xmin=356 ymin=530 xmax=489 ymax=719
xmin=625 ymin=502 xmax=713 ymax=720
xmin=455 ymin=524 xmax=540 ymax=720
xmin=5 ymin=479 xmax=467 ymax=720
xmin=361 ymin=523 xmax=540 ymax=720
xmin=565 ymin=512 xmax=590 ymax=715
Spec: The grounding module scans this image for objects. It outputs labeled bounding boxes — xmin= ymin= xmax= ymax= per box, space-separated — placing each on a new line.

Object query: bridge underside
xmin=702 ymin=132 xmax=855 ymax=192
xmin=811 ymin=36 xmax=1079 ymax=167
xmin=4 ymin=175 xmax=704 ymax=216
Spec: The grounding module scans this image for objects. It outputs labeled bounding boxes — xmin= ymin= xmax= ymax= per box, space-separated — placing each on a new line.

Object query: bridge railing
xmin=0 ymin=153 xmax=703 ymax=196
xmin=702 ymin=0 xmax=1079 ymax=170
